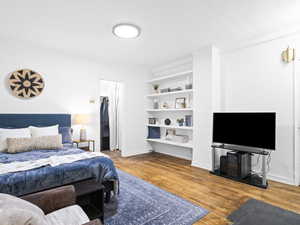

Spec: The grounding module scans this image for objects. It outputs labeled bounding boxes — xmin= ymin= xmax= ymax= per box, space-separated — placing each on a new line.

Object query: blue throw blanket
xmin=0 ymin=146 xmax=118 ymax=196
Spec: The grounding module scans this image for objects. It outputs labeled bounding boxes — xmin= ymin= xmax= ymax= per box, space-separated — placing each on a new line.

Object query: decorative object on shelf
xmin=160 ymin=88 xmax=170 ymax=93
xmin=166 ymin=129 xmax=176 ymax=141
xmin=175 ymin=97 xmax=186 ymax=109
xmin=73 ymin=114 xmax=90 ymax=141
xmin=8 ymin=69 xmax=45 ymax=98
xmin=170 ymin=87 xmax=182 ymax=92
xmin=177 ymin=118 xmax=184 ymax=126
xmin=281 ymin=46 xmax=295 ymax=63
xmin=162 ymin=102 xmax=169 ymax=109
xmin=148 ymin=118 xmax=157 ymax=125
xmin=153 ymin=99 xmax=159 ymax=109
xmin=185 ymin=115 xmax=193 ymax=127
xmin=185 ymin=83 xmax=193 ymax=90
xmin=147 ymin=127 xmax=160 ymax=139
xmin=153 ymin=84 xmax=160 ymax=93
xmin=173 ymin=135 xmax=189 ymax=143
xmin=164 ymin=118 xmax=171 ymax=125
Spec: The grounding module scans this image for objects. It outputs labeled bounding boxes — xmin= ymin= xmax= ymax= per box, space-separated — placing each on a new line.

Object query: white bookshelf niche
xmin=146 ymin=69 xmax=193 ymax=160
xmin=147 ymin=124 xmax=193 ymax=130
xmin=147 ymin=70 xmax=193 ymax=83
xmin=147 ymin=138 xmax=193 ymax=148
xmin=147 ymin=89 xmax=193 ymax=98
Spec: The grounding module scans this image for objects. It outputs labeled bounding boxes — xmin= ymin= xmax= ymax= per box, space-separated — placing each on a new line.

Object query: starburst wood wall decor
xmin=8 ymin=69 xmax=45 ymax=98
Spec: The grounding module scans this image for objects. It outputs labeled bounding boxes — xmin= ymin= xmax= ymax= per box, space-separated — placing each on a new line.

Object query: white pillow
xmin=29 ymin=125 xmax=59 ymax=138
xmin=0 ymin=193 xmax=48 ymax=225
xmin=0 ymin=128 xmax=31 ymax=152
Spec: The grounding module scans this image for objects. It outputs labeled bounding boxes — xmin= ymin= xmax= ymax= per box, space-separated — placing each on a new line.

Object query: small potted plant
xmin=177 ymin=118 xmax=184 ymax=126
xmin=153 ymin=84 xmax=159 ymax=93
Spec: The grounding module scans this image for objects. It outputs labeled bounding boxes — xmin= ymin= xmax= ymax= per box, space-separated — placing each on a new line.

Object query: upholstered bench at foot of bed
xmin=45 ymin=205 xmax=90 ymax=225
xmin=21 ymin=185 xmax=103 ymax=225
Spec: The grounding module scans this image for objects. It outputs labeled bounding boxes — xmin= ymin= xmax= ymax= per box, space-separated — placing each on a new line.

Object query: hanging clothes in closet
xmin=100 ymin=97 xmax=110 ymax=151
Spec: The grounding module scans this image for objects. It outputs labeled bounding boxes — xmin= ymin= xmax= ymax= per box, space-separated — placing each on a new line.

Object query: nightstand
xmin=73 ymin=140 xmax=95 ymax=152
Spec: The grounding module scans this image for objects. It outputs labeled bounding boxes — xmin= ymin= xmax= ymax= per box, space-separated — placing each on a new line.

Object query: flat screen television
xmin=213 ymin=112 xmax=276 ymax=150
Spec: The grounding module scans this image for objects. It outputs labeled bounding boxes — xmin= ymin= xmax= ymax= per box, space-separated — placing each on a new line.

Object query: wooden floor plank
xmin=106 ymin=151 xmax=300 ymax=225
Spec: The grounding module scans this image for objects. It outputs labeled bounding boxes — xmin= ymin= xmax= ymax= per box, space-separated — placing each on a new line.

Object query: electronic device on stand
xmin=210 ymin=112 xmax=276 ymax=189
xmin=211 ymin=144 xmax=270 ymax=188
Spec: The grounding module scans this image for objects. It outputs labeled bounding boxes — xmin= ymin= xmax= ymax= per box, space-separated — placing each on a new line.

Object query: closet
xmin=99 ymin=80 xmax=122 ymax=152
xmin=100 ymin=97 xmax=110 ymax=151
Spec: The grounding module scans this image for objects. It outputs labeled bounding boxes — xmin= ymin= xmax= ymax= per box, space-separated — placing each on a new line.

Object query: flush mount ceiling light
xmin=112 ymin=23 xmax=141 ymax=39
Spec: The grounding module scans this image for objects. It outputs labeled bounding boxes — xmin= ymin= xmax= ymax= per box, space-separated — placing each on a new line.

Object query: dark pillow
xmin=147 ymin=127 xmax=161 ymax=139
xmin=59 ymin=127 xmax=73 ymax=144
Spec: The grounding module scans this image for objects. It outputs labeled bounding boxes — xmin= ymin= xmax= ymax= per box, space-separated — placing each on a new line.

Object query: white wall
xmin=0 ymin=37 xmax=150 ymax=156
xmin=221 ymin=36 xmax=300 ymax=185
xmin=192 ymin=46 xmax=220 ymax=170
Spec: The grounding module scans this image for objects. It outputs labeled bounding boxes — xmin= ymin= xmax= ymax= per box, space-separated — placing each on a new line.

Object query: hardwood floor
xmin=106 ymin=151 xmax=300 ymax=225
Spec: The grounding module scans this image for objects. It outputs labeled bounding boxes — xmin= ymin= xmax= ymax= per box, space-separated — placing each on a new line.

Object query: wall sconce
xmin=89 ymin=98 xmax=96 ymax=104
xmin=282 ymin=47 xmax=295 ymax=63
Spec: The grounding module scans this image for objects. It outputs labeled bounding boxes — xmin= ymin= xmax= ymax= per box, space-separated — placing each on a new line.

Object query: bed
xmin=0 ymin=114 xmax=118 ymax=197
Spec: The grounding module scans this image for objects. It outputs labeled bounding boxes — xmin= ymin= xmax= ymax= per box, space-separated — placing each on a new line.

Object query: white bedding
xmin=0 ymin=151 xmax=109 ymax=175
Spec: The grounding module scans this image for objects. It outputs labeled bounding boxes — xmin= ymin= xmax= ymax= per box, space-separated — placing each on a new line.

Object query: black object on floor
xmin=74 ymin=180 xmax=105 ymax=223
xmin=227 ymin=151 xmax=251 ymax=179
xmin=228 ymin=198 xmax=300 ymax=225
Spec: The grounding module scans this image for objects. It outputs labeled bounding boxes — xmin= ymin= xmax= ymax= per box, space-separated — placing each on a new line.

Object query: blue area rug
xmin=105 ymin=169 xmax=208 ymax=225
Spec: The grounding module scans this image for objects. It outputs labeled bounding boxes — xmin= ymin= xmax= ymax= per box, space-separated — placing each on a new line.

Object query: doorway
xmin=294 ymin=58 xmax=300 ymax=185
xmin=99 ymin=80 xmax=122 ymax=152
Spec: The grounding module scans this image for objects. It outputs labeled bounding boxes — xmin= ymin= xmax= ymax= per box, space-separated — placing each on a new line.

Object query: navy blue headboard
xmin=0 ymin=114 xmax=71 ymax=128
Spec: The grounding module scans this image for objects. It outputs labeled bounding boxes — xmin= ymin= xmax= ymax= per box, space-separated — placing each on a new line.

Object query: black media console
xmin=210 ymin=144 xmax=270 ymax=189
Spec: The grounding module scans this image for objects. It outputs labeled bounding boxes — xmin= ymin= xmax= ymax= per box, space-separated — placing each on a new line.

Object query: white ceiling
xmin=1 ymin=0 xmax=300 ymax=67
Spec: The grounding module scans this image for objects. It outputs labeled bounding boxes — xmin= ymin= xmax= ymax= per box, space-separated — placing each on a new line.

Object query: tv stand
xmin=211 ymin=144 xmax=270 ymax=188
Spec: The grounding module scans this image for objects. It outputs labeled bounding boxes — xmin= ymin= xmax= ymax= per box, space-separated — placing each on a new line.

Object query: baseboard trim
xmin=191 ymin=161 xmax=211 ymax=171
xmin=121 ymin=150 xmax=150 ymax=157
xmin=155 ymin=150 xmax=192 ymax=160
xmin=267 ymin=173 xmax=295 ymax=186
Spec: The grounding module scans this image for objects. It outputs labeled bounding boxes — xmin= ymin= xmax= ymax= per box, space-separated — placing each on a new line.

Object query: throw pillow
xmin=0 ymin=193 xmax=48 ymax=225
xmin=7 ymin=135 xmax=63 ymax=153
xmin=59 ymin=127 xmax=73 ymax=144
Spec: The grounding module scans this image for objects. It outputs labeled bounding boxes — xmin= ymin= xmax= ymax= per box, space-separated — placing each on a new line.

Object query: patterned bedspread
xmin=0 ymin=146 xmax=118 ymax=196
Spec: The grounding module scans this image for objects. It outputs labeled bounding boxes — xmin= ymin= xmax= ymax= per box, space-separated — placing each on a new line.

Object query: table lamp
xmin=73 ymin=114 xmax=90 ymax=141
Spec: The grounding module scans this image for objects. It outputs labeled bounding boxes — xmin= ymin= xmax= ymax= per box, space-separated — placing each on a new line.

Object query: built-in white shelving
xmin=146 ymin=138 xmax=193 ymax=148
xmin=147 ymin=70 xmax=193 ymax=83
xmin=147 ymin=89 xmax=193 ymax=98
xmin=147 ymin=124 xmax=193 ymax=130
xmin=146 ymin=69 xmax=194 ymax=159
xmin=146 ymin=108 xmax=193 ymax=112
